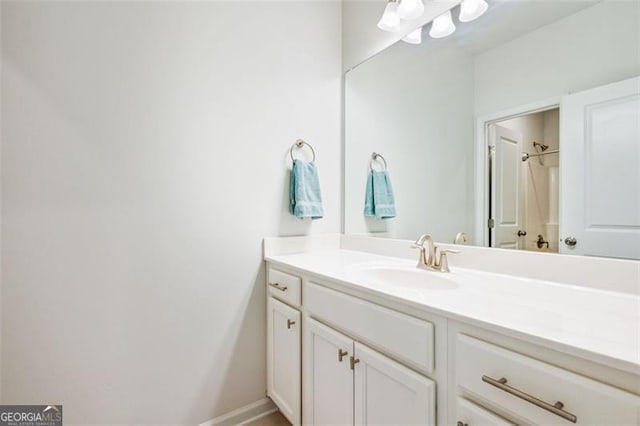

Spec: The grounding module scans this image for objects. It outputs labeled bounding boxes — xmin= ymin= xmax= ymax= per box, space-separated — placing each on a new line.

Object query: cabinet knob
xmin=457 ymin=422 xmax=468 ymax=426
xmin=287 ymin=319 xmax=296 ymax=329
xmin=564 ymin=236 xmax=577 ymax=247
xmin=517 ymin=230 xmax=527 ymax=237
xmin=338 ymin=349 xmax=348 ymax=362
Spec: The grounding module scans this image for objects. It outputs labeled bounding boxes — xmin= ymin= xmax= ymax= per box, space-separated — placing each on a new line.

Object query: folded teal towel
xmin=290 ymin=160 xmax=324 ymax=219
xmin=364 ymin=170 xmax=396 ymax=219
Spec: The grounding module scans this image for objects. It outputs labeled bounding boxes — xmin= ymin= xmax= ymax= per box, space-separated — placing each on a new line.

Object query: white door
xmin=267 ymin=297 xmax=301 ymax=425
xmin=491 ymin=125 xmax=525 ymax=249
xmin=303 ymin=318 xmax=354 ymax=426
xmin=560 ymin=76 xmax=640 ymax=259
xmin=353 ymin=342 xmax=436 ymax=426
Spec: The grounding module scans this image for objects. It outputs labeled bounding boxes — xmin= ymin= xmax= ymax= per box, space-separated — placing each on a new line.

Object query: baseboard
xmin=199 ymin=398 xmax=277 ymax=426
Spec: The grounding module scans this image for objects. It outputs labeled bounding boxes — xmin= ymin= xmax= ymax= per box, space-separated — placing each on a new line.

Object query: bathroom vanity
xmin=264 ymin=235 xmax=640 ymax=426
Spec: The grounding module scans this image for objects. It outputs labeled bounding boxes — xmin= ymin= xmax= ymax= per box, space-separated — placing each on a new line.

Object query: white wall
xmin=475 ymin=0 xmax=640 ymax=116
xmin=345 ymin=44 xmax=475 ymax=242
xmin=1 ymin=1 xmax=341 ymax=424
xmin=0 ymin=1 xmax=2 ymax=404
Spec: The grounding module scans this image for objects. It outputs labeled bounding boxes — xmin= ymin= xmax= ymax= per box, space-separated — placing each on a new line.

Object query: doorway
xmin=488 ymin=108 xmax=560 ymax=252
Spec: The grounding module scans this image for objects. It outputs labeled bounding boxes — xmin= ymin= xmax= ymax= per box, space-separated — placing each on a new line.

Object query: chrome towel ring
xmin=290 ymin=139 xmax=316 ymax=162
xmin=370 ymin=152 xmax=387 ymax=171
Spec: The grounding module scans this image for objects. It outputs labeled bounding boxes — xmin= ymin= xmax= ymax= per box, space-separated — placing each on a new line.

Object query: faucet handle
xmin=441 ymin=249 xmax=460 ymax=254
xmin=437 ymin=249 xmax=460 ymax=273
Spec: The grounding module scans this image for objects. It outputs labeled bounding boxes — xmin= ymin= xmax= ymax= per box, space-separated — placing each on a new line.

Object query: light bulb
xmin=398 ymin=0 xmax=424 ymax=20
xmin=459 ymin=0 xmax=488 ymax=22
xmin=377 ymin=1 xmax=401 ymax=32
xmin=402 ymin=27 xmax=422 ymax=44
xmin=429 ymin=10 xmax=456 ymax=39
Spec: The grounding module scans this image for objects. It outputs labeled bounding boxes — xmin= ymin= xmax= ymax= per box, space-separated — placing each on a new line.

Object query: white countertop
xmin=266 ymin=248 xmax=640 ymax=375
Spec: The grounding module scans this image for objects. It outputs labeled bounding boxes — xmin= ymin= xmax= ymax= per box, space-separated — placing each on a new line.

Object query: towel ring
xmin=370 ymin=152 xmax=387 ymax=171
xmin=290 ymin=139 xmax=316 ymax=162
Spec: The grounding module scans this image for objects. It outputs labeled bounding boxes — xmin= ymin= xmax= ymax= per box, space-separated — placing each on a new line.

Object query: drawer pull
xmin=482 ymin=375 xmax=577 ymax=423
xmin=287 ymin=319 xmax=296 ymax=329
xmin=338 ymin=349 xmax=348 ymax=362
xmin=269 ymin=282 xmax=288 ymax=292
xmin=457 ymin=422 xmax=468 ymax=426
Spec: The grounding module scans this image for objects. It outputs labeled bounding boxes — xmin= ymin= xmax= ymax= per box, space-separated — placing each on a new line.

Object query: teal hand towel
xmin=290 ymin=160 xmax=324 ymax=219
xmin=364 ymin=170 xmax=396 ymax=219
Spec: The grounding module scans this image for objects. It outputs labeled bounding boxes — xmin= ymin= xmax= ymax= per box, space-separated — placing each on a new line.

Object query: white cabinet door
xmin=560 ymin=76 xmax=640 ymax=259
xmin=267 ymin=297 xmax=301 ymax=425
xmin=303 ymin=318 xmax=354 ymax=426
xmin=354 ymin=342 xmax=436 ymax=426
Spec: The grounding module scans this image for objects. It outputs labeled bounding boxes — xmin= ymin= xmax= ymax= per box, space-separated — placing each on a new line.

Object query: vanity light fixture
xmin=402 ymin=26 xmax=423 ymax=44
xmin=429 ymin=10 xmax=456 ymax=38
xmin=377 ymin=0 xmax=401 ymax=32
xmin=459 ymin=0 xmax=488 ymax=22
xmin=398 ymin=0 xmax=424 ymax=20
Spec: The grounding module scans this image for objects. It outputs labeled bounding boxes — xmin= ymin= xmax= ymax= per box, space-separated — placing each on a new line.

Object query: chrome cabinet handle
xmin=349 ymin=356 xmax=360 ymax=370
xmin=287 ymin=319 xmax=295 ymax=329
xmin=482 ymin=375 xmax=577 ymax=423
xmin=268 ymin=282 xmax=288 ymax=292
xmin=564 ymin=236 xmax=577 ymax=247
xmin=338 ymin=349 xmax=348 ymax=362
xmin=457 ymin=422 xmax=468 ymax=426
xmin=517 ymin=230 xmax=527 ymax=237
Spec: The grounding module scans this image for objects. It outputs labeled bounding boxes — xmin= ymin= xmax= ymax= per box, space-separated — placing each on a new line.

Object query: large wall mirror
xmin=344 ymin=0 xmax=640 ymax=260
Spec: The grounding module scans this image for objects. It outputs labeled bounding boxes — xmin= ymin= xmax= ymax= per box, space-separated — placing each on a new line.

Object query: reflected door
xmin=560 ymin=77 xmax=640 ymax=259
xmin=491 ymin=125 xmax=524 ymax=249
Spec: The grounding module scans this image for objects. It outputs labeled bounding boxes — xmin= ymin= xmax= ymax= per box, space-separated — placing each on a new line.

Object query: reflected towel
xmin=289 ymin=160 xmax=324 ymax=219
xmin=364 ymin=170 xmax=396 ymax=219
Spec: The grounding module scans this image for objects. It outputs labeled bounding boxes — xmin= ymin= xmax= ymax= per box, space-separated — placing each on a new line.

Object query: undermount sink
xmin=352 ymin=265 xmax=459 ymax=290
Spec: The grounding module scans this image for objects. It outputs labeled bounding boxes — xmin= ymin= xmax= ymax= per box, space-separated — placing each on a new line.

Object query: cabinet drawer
xmin=456 ymin=397 xmax=514 ymax=426
xmin=456 ymin=334 xmax=640 ymax=425
xmin=267 ymin=267 xmax=301 ymax=307
xmin=305 ymin=281 xmax=434 ymax=374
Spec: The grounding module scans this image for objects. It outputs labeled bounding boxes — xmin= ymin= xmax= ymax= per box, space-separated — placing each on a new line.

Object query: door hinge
xmin=488 ymin=145 xmax=496 ymax=157
xmin=488 ymin=218 xmax=495 ymax=229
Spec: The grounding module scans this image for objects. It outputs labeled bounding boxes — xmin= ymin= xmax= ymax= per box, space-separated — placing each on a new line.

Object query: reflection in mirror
xmin=344 ymin=0 xmax=640 ymax=259
xmin=489 ymin=108 xmax=560 ymax=252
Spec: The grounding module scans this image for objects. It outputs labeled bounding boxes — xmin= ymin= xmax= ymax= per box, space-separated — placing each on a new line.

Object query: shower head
xmin=533 ymin=141 xmax=549 ymax=151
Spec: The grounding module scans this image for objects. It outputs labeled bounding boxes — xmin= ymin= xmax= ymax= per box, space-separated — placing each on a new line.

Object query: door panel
xmin=303 ymin=318 xmax=354 ymax=426
xmin=267 ymin=297 xmax=301 ymax=425
xmin=492 ymin=125 xmax=524 ymax=249
xmin=561 ymin=76 xmax=640 ymax=259
xmin=354 ymin=342 xmax=436 ymax=426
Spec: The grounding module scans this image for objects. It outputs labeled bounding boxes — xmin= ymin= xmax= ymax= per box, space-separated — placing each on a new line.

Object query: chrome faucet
xmin=411 ymin=234 xmax=459 ymax=273
xmin=412 ymin=234 xmax=436 ymax=269
xmin=454 ymin=232 xmax=468 ymax=244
